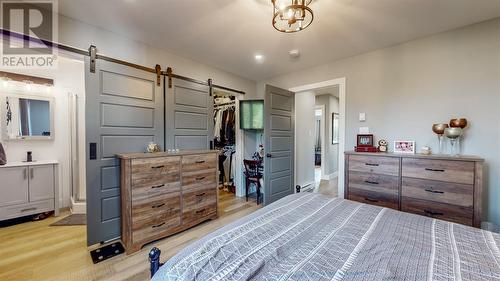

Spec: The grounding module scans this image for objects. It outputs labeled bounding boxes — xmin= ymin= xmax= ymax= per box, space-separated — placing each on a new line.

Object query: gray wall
xmin=262 ymin=18 xmax=500 ymax=226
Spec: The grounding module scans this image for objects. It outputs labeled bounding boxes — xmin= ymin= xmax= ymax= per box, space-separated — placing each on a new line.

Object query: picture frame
xmin=332 ymin=112 xmax=339 ymax=144
xmin=394 ymin=140 xmax=415 ymax=154
xmin=356 ymin=134 xmax=374 ymax=147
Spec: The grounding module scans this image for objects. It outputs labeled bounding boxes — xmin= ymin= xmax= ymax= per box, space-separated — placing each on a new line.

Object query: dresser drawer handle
xmin=196 ymin=192 xmax=206 ymax=197
xmin=424 ymin=210 xmax=444 ymax=216
xmin=152 ymin=222 xmax=165 ymax=228
xmin=424 ymin=188 xmax=444 ymax=194
xmin=364 ymin=180 xmax=379 ymax=185
xmin=425 ymin=168 xmax=445 ymax=172
xmin=195 ymin=209 xmax=206 ymax=214
xmin=364 ymin=197 xmax=379 ymax=203
xmin=151 ymin=184 xmax=165 ymax=189
xmin=195 ymin=160 xmax=206 ymax=164
xmin=151 ymin=165 xmax=165 ymax=169
xmin=152 ymin=203 xmax=165 ymax=209
xmin=196 ymin=176 xmax=206 ymax=181
xmin=365 ymin=163 xmax=379 ymax=167
xmin=21 ymin=207 xmax=37 ymax=212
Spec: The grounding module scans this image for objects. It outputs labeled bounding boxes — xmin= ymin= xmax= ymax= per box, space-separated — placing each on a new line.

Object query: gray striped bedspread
xmin=152 ymin=193 xmax=500 ymax=281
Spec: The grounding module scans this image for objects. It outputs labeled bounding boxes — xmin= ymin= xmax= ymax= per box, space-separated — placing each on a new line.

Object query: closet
xmin=213 ymin=92 xmax=236 ymax=193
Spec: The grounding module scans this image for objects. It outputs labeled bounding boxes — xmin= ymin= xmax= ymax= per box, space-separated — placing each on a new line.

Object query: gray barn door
xmin=165 ymin=78 xmax=213 ymax=149
xmin=85 ymin=58 xmax=164 ymax=245
xmin=264 ymin=85 xmax=295 ymax=205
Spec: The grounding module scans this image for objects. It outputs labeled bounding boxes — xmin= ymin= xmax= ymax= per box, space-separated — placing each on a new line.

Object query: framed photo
xmin=332 ymin=112 xmax=339 ymax=144
xmin=394 ymin=141 xmax=415 ymax=154
xmin=357 ymin=134 xmax=374 ymax=147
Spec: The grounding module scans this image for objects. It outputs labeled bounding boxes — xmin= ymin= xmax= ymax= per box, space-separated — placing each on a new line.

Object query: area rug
xmin=50 ymin=214 xmax=86 ymax=226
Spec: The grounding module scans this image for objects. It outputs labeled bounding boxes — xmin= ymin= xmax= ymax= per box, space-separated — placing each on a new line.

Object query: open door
xmin=264 ymin=85 xmax=295 ymax=205
xmin=165 ymin=78 xmax=213 ymax=149
xmin=85 ymin=58 xmax=164 ymax=245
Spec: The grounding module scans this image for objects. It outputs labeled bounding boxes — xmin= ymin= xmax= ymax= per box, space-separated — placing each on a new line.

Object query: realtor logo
xmin=1 ymin=0 xmax=58 ymax=69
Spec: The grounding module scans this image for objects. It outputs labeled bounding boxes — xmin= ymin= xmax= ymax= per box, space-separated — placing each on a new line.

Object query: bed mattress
xmin=152 ymin=193 xmax=500 ymax=280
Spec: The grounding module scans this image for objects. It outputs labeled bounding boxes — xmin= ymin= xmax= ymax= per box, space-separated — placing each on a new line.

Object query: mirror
xmin=4 ymin=95 xmax=53 ymax=140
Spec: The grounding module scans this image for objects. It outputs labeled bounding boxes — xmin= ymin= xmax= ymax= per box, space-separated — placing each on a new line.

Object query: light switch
xmin=359 ymin=113 xmax=366 ymax=122
xmin=359 ymin=127 xmax=370 ymax=134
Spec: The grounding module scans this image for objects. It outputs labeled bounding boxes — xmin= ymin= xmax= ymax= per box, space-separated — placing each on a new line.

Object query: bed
xmin=150 ymin=193 xmax=500 ymax=280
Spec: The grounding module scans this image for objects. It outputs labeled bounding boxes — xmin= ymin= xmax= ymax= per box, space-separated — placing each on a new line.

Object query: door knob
xmin=266 ymin=153 xmax=272 ymax=158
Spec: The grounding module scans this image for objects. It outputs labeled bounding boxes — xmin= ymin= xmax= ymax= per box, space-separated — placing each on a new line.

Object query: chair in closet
xmin=243 ymin=159 xmax=263 ymax=205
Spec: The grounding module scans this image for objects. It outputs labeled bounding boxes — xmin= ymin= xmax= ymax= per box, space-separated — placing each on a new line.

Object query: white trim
xmin=289 ymin=77 xmax=346 ymax=198
xmin=70 ymin=196 xmax=86 ymax=214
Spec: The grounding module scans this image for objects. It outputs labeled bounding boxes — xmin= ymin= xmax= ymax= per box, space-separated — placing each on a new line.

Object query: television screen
xmin=239 ymin=100 xmax=264 ymax=130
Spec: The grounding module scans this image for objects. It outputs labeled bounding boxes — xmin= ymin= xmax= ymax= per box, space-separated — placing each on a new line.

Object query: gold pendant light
xmin=272 ymin=0 xmax=314 ymax=33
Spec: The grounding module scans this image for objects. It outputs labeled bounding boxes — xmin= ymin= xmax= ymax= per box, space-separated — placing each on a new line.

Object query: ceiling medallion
xmin=272 ymin=0 xmax=313 ymax=33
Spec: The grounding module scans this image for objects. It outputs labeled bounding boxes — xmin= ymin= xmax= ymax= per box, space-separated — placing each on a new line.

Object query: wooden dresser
xmin=117 ymin=150 xmax=218 ymax=254
xmin=345 ymin=151 xmax=484 ymax=227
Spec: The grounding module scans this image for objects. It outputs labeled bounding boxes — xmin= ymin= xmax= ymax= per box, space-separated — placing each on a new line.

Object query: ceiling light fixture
xmin=254 ymin=54 xmax=264 ymax=62
xmin=272 ymin=0 xmax=313 ymax=33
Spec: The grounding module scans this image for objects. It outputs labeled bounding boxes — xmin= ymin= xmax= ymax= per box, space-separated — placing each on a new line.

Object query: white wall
xmin=315 ymin=94 xmax=340 ymax=178
xmin=0 ymin=55 xmax=86 ymax=208
xmin=261 ymin=18 xmax=500 ymax=226
xmin=294 ymin=91 xmax=316 ymax=187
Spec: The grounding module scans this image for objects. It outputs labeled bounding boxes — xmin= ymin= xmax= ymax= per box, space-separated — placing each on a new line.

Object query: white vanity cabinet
xmin=0 ymin=161 xmax=59 ymax=220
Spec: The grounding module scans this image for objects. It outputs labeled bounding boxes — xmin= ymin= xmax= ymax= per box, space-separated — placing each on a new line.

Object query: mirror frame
xmin=1 ymin=93 xmax=55 ymax=141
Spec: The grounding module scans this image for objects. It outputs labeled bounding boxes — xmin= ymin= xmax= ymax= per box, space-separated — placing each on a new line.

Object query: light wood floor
xmin=0 ymin=191 xmax=260 ymax=281
xmin=0 ymin=183 xmax=338 ymax=281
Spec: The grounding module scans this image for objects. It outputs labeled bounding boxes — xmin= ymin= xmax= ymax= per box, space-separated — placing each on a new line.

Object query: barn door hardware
xmin=155 ymin=64 xmax=161 ymax=86
xmin=166 ymin=67 xmax=173 ymax=88
xmin=89 ymin=45 xmax=97 ymax=73
xmin=208 ymin=78 xmax=213 ymax=96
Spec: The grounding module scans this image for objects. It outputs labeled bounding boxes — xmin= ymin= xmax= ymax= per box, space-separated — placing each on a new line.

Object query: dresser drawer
xmin=132 ymin=215 xmax=181 ymax=244
xmin=402 ymin=178 xmax=473 ymax=207
xmin=0 ymin=199 xmax=54 ymax=221
xmin=402 ymin=158 xmax=474 ymax=184
xmin=132 ymin=157 xmax=180 ymax=181
xmin=182 ymin=188 xmax=217 ymax=211
xmin=182 ymin=169 xmax=217 ymax=191
xmin=348 ymin=188 xmax=398 ymax=210
xmin=132 ymin=191 xmax=181 ymax=227
xmin=401 ymin=197 xmax=472 ymax=226
xmin=132 ymin=181 xmax=181 ymax=202
xmin=348 ymin=171 xmax=399 ymax=195
xmin=348 ymin=155 xmax=399 ymax=176
xmin=182 ymin=154 xmax=217 ymax=173
xmin=182 ymin=203 xmax=217 ymax=224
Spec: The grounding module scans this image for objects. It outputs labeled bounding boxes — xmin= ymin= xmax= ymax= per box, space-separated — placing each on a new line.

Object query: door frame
xmin=289 ymin=77 xmax=346 ymax=197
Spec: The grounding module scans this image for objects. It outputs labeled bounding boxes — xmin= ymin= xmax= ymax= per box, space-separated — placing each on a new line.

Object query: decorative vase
xmin=432 ymin=123 xmax=449 ymax=154
xmin=445 ymin=127 xmax=462 ymax=156
xmin=449 ymin=118 xmax=468 ymax=129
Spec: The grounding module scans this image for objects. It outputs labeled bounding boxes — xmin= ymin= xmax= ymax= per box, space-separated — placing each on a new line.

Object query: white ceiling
xmin=58 ymin=0 xmax=500 ymax=81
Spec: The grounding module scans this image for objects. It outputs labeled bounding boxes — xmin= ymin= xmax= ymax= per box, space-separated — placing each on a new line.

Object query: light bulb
xmin=26 ymin=83 xmax=32 ymax=91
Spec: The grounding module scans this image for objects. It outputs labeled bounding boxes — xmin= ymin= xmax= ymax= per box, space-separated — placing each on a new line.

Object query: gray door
xmin=165 ymin=78 xmax=213 ymax=149
xmin=264 ymin=85 xmax=295 ymax=205
xmin=85 ymin=58 xmax=164 ymax=245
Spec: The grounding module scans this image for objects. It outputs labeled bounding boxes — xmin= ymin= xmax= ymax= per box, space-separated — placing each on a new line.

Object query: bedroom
xmin=0 ymin=0 xmax=499 ymax=280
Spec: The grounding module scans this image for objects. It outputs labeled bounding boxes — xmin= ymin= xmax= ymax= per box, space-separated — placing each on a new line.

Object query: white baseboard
xmin=322 ymin=171 xmax=338 ymax=181
xmin=70 ymin=197 xmax=86 ymax=214
xmin=482 ymin=221 xmax=500 ymax=233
